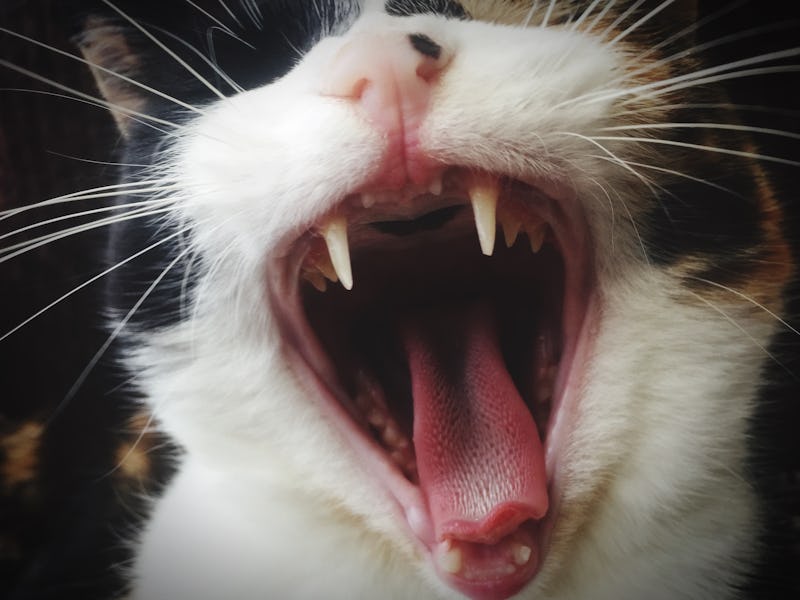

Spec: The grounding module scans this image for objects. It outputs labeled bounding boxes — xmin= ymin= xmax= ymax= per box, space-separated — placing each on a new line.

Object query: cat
xmin=1 ymin=1 xmax=798 ymax=599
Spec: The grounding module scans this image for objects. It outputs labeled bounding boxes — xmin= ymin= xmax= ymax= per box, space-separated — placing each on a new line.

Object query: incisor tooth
xmin=528 ymin=225 xmax=545 ymax=253
xmin=322 ymin=216 xmax=353 ymax=290
xmin=468 ymin=175 xmax=499 ymax=256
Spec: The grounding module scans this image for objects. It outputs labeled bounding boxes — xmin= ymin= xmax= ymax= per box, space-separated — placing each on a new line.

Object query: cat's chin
xmin=268 ymin=166 xmax=594 ymax=600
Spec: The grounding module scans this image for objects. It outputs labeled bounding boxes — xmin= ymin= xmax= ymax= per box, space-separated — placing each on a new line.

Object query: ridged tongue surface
xmin=403 ymin=303 xmax=549 ymax=545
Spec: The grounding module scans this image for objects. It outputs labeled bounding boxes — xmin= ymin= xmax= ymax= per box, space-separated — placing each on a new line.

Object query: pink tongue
xmin=403 ymin=304 xmax=548 ymax=544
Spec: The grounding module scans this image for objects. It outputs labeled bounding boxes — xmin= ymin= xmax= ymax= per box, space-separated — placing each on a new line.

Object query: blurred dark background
xmin=0 ymin=1 xmax=797 ymax=598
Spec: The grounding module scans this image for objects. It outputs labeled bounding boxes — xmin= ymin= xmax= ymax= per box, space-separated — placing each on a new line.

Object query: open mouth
xmin=270 ymin=167 xmax=593 ymax=600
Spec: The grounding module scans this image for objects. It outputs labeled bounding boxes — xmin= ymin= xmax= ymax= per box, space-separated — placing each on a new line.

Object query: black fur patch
xmin=645 ymin=175 xmax=761 ymax=266
xmin=386 ymin=0 xmax=468 ymax=19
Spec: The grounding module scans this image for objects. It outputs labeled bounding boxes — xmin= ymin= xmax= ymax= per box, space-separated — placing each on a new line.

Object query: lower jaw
xmin=433 ymin=520 xmax=542 ymax=600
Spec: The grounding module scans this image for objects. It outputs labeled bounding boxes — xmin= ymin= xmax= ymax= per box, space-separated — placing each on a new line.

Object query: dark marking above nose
xmin=409 ymin=33 xmax=442 ymax=60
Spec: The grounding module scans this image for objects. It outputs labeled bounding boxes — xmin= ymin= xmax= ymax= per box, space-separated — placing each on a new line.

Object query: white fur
xmin=126 ymin=4 xmax=774 ymax=599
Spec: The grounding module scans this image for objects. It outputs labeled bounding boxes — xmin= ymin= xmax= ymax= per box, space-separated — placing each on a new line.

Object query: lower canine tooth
xmin=438 ymin=543 xmax=462 ymax=575
xmin=468 ymin=174 xmax=499 ymax=256
xmin=513 ymin=544 xmax=532 ymax=566
xmin=322 ymin=217 xmax=353 ymax=290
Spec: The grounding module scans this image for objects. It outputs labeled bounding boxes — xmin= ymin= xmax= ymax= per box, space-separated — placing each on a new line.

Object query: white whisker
xmin=0 ymin=87 xmax=178 ymax=137
xmin=569 ymin=0 xmax=604 ymax=32
xmin=584 ymin=0 xmax=617 ymax=35
xmin=609 ymin=0 xmax=676 ymax=46
xmin=625 ymin=65 xmax=800 ymax=105
xmin=1 ymin=227 xmax=189 ymax=344
xmin=688 ymin=276 xmax=800 ymax=338
xmin=522 ymin=1 xmax=539 ymax=28
xmin=627 ymin=0 xmax=751 ymax=66
xmin=685 ymin=289 xmax=797 ymax=379
xmin=152 ymin=25 xmax=245 ymax=94
xmin=0 ymin=26 xmax=206 ymax=116
xmin=0 ymin=182 xmax=181 ymax=220
xmin=557 ymin=47 xmax=800 ymax=112
xmin=48 ymin=241 xmax=194 ymax=425
xmin=540 ymin=0 xmax=557 ymax=28
xmin=101 ymin=0 xmax=227 ymax=101
xmin=599 ymin=0 xmax=647 ymax=41
xmin=45 ymin=150 xmax=151 ymax=169
xmin=0 ymin=205 xmax=177 ymax=262
xmin=610 ymin=102 xmax=800 ymax=120
xmin=588 ymin=135 xmax=800 ymax=167
xmin=600 ymin=122 xmax=800 ymax=141
xmin=555 ymin=131 xmax=653 ymax=261
xmin=0 ymin=58 xmax=184 ymax=130
xmin=0 ymin=198 xmax=175 ymax=243
xmin=182 ymin=0 xmax=240 ymax=40
xmin=215 ymin=0 xmax=246 ymax=30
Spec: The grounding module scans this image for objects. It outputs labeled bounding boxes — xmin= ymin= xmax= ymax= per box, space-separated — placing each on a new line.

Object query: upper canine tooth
xmin=468 ymin=174 xmax=499 ymax=256
xmin=322 ymin=217 xmax=353 ymax=290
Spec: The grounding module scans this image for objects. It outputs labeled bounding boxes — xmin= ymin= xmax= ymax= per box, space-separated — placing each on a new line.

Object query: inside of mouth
xmin=300 ymin=205 xmax=565 ymax=483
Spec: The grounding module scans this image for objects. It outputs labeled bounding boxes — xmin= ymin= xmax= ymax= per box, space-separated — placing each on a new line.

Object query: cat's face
xmin=24 ymin=1 xmax=792 ymax=598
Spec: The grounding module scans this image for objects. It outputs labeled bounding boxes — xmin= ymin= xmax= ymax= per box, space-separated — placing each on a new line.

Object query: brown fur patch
xmin=1 ymin=421 xmax=43 ymax=490
xmin=113 ymin=410 xmax=159 ymax=486
xmin=672 ymin=146 xmax=794 ymax=317
xmin=75 ymin=17 xmax=147 ymax=136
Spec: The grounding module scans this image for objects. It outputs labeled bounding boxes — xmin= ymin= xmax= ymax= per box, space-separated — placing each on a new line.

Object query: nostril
xmin=409 ymin=33 xmax=443 ymax=60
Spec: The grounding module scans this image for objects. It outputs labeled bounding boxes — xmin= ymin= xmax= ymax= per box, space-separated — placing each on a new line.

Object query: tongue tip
xmin=438 ymin=501 xmax=548 ymax=544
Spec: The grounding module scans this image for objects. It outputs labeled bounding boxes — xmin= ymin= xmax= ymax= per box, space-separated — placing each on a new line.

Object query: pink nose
xmin=322 ymin=32 xmax=451 ymax=185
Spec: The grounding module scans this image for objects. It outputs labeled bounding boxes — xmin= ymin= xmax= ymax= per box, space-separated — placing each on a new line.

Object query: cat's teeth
xmin=499 ymin=212 xmax=522 ymax=247
xmin=367 ymin=408 xmax=386 ymax=429
xmin=428 ymin=175 xmax=443 ymax=195
xmin=512 ymin=544 xmax=532 ymax=566
xmin=468 ymin=174 xmax=499 ymax=256
xmin=527 ymin=224 xmax=546 ymax=253
xmin=536 ymin=365 xmax=557 ymax=404
xmin=309 ymin=249 xmax=338 ymax=284
xmin=361 ymin=193 xmax=377 ymax=208
xmin=438 ymin=541 xmax=463 ymax=575
xmin=302 ymin=269 xmax=327 ymax=292
xmin=322 ymin=216 xmax=353 ymax=290
xmin=382 ymin=423 xmax=408 ymax=450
